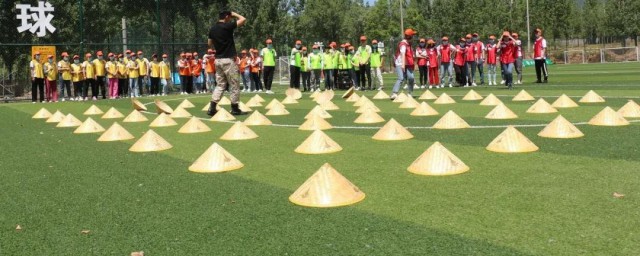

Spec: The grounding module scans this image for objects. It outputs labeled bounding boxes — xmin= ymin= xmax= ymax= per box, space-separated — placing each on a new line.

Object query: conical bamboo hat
xmin=295 ymin=130 xmax=342 ymax=154
xmin=588 ymin=106 xmax=630 ymax=126
xmin=579 ymin=90 xmax=605 ymax=103
xmin=486 ymin=126 xmax=539 ymax=153
xmin=526 ymin=98 xmax=558 ymax=114
xmin=372 ymin=118 xmax=414 ymax=141
xmin=419 ymin=90 xmax=438 ymax=100
xmin=243 ymin=111 xmax=272 ymax=126
xmin=131 ymin=98 xmax=147 ymax=111
xmin=485 ymin=103 xmax=518 ymax=119
xmin=353 ymin=95 xmax=372 ymax=107
xmin=310 ymin=90 xmax=320 ymax=99
xmin=102 ymin=107 xmax=125 ymax=119
xmin=314 ymin=91 xmax=335 ymax=104
xmin=320 ymin=100 xmax=340 ymax=111
xmin=479 ymin=93 xmax=502 ymax=106
xmin=305 ymin=106 xmax=332 ymax=119
xmin=408 ymin=142 xmax=470 ymax=176
xmin=188 ymin=143 xmax=244 ymax=173
xmin=392 ymin=92 xmax=409 ymax=103
xmin=149 ymin=113 xmax=178 ymax=127
xmin=251 ymin=94 xmax=266 ymax=102
xmin=129 ymin=129 xmax=172 ymax=152
xmin=169 ymin=107 xmax=192 ymax=118
xmin=286 ymin=88 xmax=303 ymax=99
xmin=123 ymin=110 xmax=149 ymax=122
xmin=246 ymin=97 xmax=263 ymax=107
xmin=512 ymin=90 xmax=535 ymax=101
xmin=238 ymin=102 xmax=253 ymax=112
xmin=552 ymin=94 xmax=579 ymax=108
xmin=177 ymin=99 xmax=196 ymax=109
xmin=434 ymin=92 xmax=456 ymax=104
xmin=83 ymin=105 xmax=104 ymax=115
xmin=538 ymin=115 xmax=584 ymax=138
xmin=265 ymin=99 xmax=284 ymax=110
xmin=299 ymin=115 xmax=333 ymax=130
xmin=432 ymin=110 xmax=470 ymax=129
xmin=282 ymin=96 xmax=299 ymax=104
xmin=354 ymin=109 xmax=385 ymax=124
xmin=373 ymin=90 xmax=390 ymax=100
xmin=46 ymin=110 xmax=65 ymax=123
xmin=617 ymin=100 xmax=640 ymax=118
xmin=201 ymin=102 xmax=221 ymax=111
xmin=345 ymin=93 xmax=360 ymax=102
xmin=74 ymin=117 xmax=106 ymax=134
xmin=210 ymin=108 xmax=236 ymax=122
xmin=220 ymin=121 xmax=258 ymax=140
xmin=178 ymin=117 xmax=211 ymax=134
xmin=97 ymin=122 xmax=134 ymax=141
xmin=289 ymin=163 xmax=365 ymax=208
xmin=462 ymin=90 xmax=483 ymax=101
xmin=33 ymin=108 xmax=52 ymax=119
xmin=399 ymin=96 xmax=420 ymax=108
xmin=265 ymin=104 xmax=290 ymax=116
xmin=342 ymin=87 xmax=355 ymax=99
xmin=410 ymin=102 xmax=439 ymax=116
xmin=218 ymin=96 xmax=231 ymax=105
xmin=154 ymin=99 xmax=173 ymax=114
xmin=355 ymin=102 xmax=381 ymax=113
xmin=57 ymin=114 xmax=83 ymax=127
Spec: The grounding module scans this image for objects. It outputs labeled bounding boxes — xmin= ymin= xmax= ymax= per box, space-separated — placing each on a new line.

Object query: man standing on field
xmin=208 ymin=10 xmax=247 ymax=116
xmin=533 ymin=28 xmax=549 ymax=83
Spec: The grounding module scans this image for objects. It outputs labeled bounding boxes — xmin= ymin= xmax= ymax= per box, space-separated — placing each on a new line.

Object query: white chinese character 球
xmin=16 ymin=1 xmax=56 ymax=37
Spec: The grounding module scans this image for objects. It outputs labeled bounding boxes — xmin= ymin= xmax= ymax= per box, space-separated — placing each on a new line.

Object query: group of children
xmin=30 ymin=50 xmax=176 ymax=103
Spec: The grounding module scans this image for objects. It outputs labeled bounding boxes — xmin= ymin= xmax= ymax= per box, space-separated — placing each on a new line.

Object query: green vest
xmin=310 ymin=53 xmax=322 ymax=70
xmin=351 ymin=54 xmax=360 ymax=69
xmin=370 ymin=52 xmax=382 ymax=68
xmin=262 ymin=48 xmax=276 ymax=67
xmin=332 ymin=51 xmax=339 ymax=69
xmin=300 ymin=56 xmax=309 ymax=72
xmin=338 ymin=52 xmax=347 ymax=69
xmin=345 ymin=54 xmax=353 ymax=69
xmin=358 ymin=45 xmax=370 ymax=63
xmin=323 ymin=52 xmax=334 ymax=69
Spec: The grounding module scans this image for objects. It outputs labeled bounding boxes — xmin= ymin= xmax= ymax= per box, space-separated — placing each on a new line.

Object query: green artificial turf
xmin=1 ymin=62 xmax=639 ymax=255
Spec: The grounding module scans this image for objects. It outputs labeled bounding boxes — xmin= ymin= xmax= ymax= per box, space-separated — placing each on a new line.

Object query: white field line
xmin=142 ymin=95 xmax=640 ymax=130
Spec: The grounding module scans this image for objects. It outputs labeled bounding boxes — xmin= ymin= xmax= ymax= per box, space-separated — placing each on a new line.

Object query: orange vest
xmin=205 ymin=55 xmax=215 ymax=73
xmin=178 ymin=59 xmax=190 ymax=76
xmin=191 ymin=59 xmax=202 ymax=77
xmin=250 ymin=57 xmax=260 ymax=73
xmin=238 ymin=57 xmax=248 ymax=72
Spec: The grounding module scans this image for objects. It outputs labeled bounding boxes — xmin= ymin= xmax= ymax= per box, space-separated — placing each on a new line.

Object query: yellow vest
xmin=106 ymin=61 xmax=118 ymax=79
xmin=117 ymin=62 xmax=128 ymax=78
xmin=150 ymin=61 xmax=161 ymax=78
xmin=44 ymin=62 xmax=57 ymax=81
xmin=127 ymin=61 xmax=139 ymax=78
xmin=83 ymin=61 xmax=95 ymax=79
xmin=93 ymin=59 xmax=106 ymax=76
xmin=137 ymin=58 xmax=149 ymax=76
xmin=160 ymin=61 xmax=171 ymax=79
xmin=31 ymin=60 xmax=44 ymax=78
xmin=58 ymin=60 xmax=72 ymax=80
xmin=71 ymin=63 xmax=83 ymax=82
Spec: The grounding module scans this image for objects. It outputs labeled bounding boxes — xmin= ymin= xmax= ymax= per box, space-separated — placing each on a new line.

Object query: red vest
xmin=499 ymin=41 xmax=515 ymax=64
xmin=416 ymin=47 xmax=428 ymax=66
xmin=534 ymin=38 xmax=545 ymax=58
xmin=486 ymin=44 xmax=497 ymax=64
xmin=440 ymin=45 xmax=452 ymax=63
xmin=427 ymin=48 xmax=439 ymax=68
xmin=475 ymin=42 xmax=484 ymax=59
xmin=454 ymin=46 xmax=466 ymax=66
xmin=465 ymin=43 xmax=476 ymax=62
xmin=396 ymin=40 xmax=414 ymax=68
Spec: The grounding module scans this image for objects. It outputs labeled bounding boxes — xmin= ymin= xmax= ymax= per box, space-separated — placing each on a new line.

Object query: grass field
xmin=1 ymin=62 xmax=639 ymax=255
